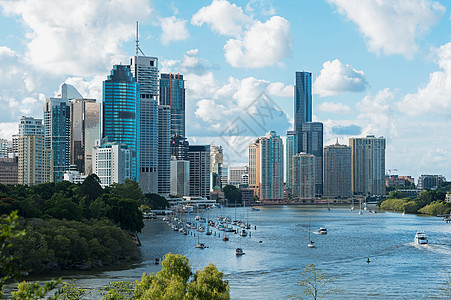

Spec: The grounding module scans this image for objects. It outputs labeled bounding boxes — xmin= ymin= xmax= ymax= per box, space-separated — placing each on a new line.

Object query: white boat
xmin=414 ymin=231 xmax=428 ymax=244
xmin=195 ymin=243 xmax=206 ymax=249
xmin=240 ymin=230 xmax=248 ymax=237
xmin=318 ymin=228 xmax=327 ymax=235
xmin=235 ymin=248 xmax=245 ymax=255
xmin=308 ymin=241 xmax=316 ymax=248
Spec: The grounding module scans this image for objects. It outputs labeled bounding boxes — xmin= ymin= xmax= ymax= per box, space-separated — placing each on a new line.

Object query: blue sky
xmin=0 ymin=0 xmax=451 ymax=181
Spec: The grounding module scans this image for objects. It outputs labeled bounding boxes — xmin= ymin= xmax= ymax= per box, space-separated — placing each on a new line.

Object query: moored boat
xmin=235 ymin=248 xmax=245 ymax=255
xmin=414 ymin=231 xmax=428 ymax=244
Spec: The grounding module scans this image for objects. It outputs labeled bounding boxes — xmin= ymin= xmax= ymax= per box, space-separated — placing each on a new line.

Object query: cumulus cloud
xmin=398 ymin=42 xmax=451 ymax=116
xmin=191 ymin=0 xmax=252 ymax=37
xmin=245 ymin=0 xmax=276 ymax=16
xmin=160 ymin=16 xmax=189 ymax=45
xmin=192 ymin=1 xmax=292 ymax=68
xmin=317 ymin=102 xmax=351 ymax=114
xmin=0 ymin=0 xmax=152 ymax=76
xmin=328 ymin=0 xmax=445 ymax=58
xmin=313 ymin=59 xmax=368 ymax=97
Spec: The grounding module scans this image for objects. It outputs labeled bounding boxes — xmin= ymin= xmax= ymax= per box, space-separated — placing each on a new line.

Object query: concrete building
xmin=188 ymin=145 xmax=210 ymax=198
xmin=285 ymin=131 xmax=298 ymax=194
xmin=170 ymin=134 xmax=189 ymax=161
xmin=417 ymin=175 xmax=446 ymax=190
xmin=248 ymin=131 xmax=284 ymax=201
xmin=64 ymin=169 xmax=88 ymax=184
xmin=350 ymin=135 xmax=386 ymax=196
xmin=210 ymin=145 xmax=223 ymax=190
xmin=229 ymin=166 xmax=249 ymax=187
xmin=0 ymin=157 xmax=18 ymax=185
xmin=221 ymin=165 xmax=229 ymax=187
xmin=292 ymin=153 xmax=316 ymax=201
xmin=385 ymin=175 xmax=415 ymax=187
xmin=92 ymin=143 xmax=131 ymax=188
xmin=70 ymin=98 xmax=101 ymax=175
xmin=299 ymin=122 xmax=323 ymax=196
xmin=323 ymin=142 xmax=352 ymax=198
xmin=170 ymin=158 xmax=190 ymax=196
xmin=158 ymin=105 xmax=171 ymax=195
xmin=0 ymin=139 xmax=7 ymax=158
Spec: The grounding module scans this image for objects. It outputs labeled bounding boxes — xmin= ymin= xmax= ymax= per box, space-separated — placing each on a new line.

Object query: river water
xmin=15 ymin=206 xmax=451 ymax=299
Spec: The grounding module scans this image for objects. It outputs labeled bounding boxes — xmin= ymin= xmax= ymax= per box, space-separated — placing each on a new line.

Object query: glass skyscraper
xmin=160 ymin=73 xmax=185 ymax=138
xmin=299 ymin=122 xmax=324 ymax=196
xmin=103 ymin=65 xmax=140 ymax=181
xmin=294 ymin=71 xmax=312 ymax=150
xmin=285 ymin=131 xmax=298 ymax=193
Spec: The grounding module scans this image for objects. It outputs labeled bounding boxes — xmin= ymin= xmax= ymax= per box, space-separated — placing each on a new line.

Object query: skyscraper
xmin=188 ymin=145 xmax=210 ymax=198
xmin=92 ymin=143 xmax=131 ymax=188
xmin=248 ymin=131 xmax=284 ymax=201
xmin=171 ymin=134 xmax=189 ymax=160
xmin=286 ymin=131 xmax=298 ymax=194
xmin=103 ymin=65 xmax=140 ymax=181
xmin=299 ymin=122 xmax=324 ymax=196
xmin=323 ymin=142 xmax=352 ymax=198
xmin=0 ymin=139 xmax=7 ymax=158
xmin=294 ymin=71 xmax=312 ymax=141
xmin=349 ymin=135 xmax=386 ymax=196
xmin=70 ymin=99 xmax=101 ymax=174
xmin=158 ymin=105 xmax=171 ymax=195
xmin=170 ymin=157 xmax=190 ymax=196
xmin=292 ymin=153 xmax=315 ymax=200
xmin=229 ymin=166 xmax=249 ymax=187
xmin=130 ymin=55 xmax=159 ymax=194
xmin=160 ymin=73 xmax=185 ymax=138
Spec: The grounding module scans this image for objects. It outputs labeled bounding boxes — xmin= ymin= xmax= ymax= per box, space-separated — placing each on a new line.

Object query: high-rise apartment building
xmin=130 ymin=55 xmax=159 ymax=194
xmin=158 ymin=105 xmax=171 ymax=195
xmin=292 ymin=153 xmax=315 ymax=200
xmin=350 ymin=135 xmax=386 ymax=196
xmin=286 ymin=131 xmax=298 ymax=193
xmin=92 ymin=143 xmax=131 ymax=188
xmin=221 ymin=165 xmax=229 ymax=187
xmin=294 ymin=71 xmax=312 ymax=143
xmin=70 ymin=99 xmax=101 ymax=174
xmin=170 ymin=158 xmax=190 ymax=196
xmin=160 ymin=73 xmax=185 ymax=138
xmin=299 ymin=122 xmax=323 ymax=196
xmin=417 ymin=175 xmax=446 ymax=190
xmin=103 ymin=65 xmax=140 ymax=181
xmin=0 ymin=139 xmax=7 ymax=158
xmin=18 ymin=116 xmax=52 ymax=186
xmin=248 ymin=131 xmax=284 ymax=201
xmin=188 ymin=145 xmax=210 ymax=198
xmin=0 ymin=157 xmax=18 ymax=185
xmin=229 ymin=166 xmax=249 ymax=187
xmin=171 ymin=135 xmax=189 ymax=160
xmin=323 ymin=142 xmax=352 ymax=198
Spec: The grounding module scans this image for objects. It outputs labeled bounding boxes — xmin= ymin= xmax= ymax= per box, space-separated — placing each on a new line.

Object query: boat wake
xmin=410 ymin=242 xmax=451 ymax=255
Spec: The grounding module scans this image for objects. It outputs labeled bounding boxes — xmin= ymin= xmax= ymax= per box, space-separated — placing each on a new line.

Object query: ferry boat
xmin=318 ymin=228 xmax=327 ymax=235
xmin=414 ymin=231 xmax=428 ymax=244
xmin=235 ymin=248 xmax=245 ymax=255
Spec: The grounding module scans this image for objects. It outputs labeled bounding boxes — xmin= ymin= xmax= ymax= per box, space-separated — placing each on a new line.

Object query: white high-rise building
xmin=170 ymin=157 xmax=190 ymax=196
xmin=93 ymin=143 xmax=131 ymax=188
xmin=292 ymin=153 xmax=315 ymax=200
xmin=229 ymin=166 xmax=248 ymax=187
xmin=0 ymin=139 xmax=7 ymax=158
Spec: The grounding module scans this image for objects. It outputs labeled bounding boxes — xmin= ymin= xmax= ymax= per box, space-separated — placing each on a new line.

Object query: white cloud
xmin=160 ymin=16 xmax=189 ymax=45
xmin=191 ymin=0 xmax=252 ymax=37
xmin=267 ymin=82 xmax=293 ymax=97
xmin=398 ymin=42 xmax=451 ymax=116
xmin=64 ymin=76 xmax=104 ymax=101
xmin=313 ymin=59 xmax=368 ymax=97
xmin=245 ymin=0 xmax=276 ymax=16
xmin=317 ymin=102 xmax=351 ymax=114
xmin=328 ymin=0 xmax=445 ymax=58
xmin=0 ymin=0 xmax=152 ymax=76
xmin=224 ymin=16 xmax=291 ymax=68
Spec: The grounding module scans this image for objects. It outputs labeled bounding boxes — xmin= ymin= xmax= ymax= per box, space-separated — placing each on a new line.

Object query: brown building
xmin=0 ymin=157 xmax=18 ymax=185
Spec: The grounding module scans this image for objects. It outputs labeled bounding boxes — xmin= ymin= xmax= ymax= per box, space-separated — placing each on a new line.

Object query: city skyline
xmin=1 ymin=0 xmax=451 ymax=180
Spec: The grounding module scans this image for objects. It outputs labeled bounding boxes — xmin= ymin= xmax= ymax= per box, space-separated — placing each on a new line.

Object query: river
xmin=13 ymin=206 xmax=451 ymax=299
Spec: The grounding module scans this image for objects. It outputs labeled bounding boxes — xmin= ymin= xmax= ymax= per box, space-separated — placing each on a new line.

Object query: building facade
xmin=0 ymin=157 xmax=18 ymax=185
xmin=160 ymin=73 xmax=185 ymax=138
xmin=0 ymin=139 xmax=7 ymax=158
xmin=286 ymin=131 xmax=298 ymax=193
xmin=350 ymin=135 xmax=386 ymax=196
xmin=92 ymin=143 xmax=131 ymax=188
xmin=229 ymin=166 xmax=249 ymax=187
xmin=158 ymin=105 xmax=171 ymax=195
xmin=323 ymin=143 xmax=352 ymax=198
xmin=103 ymin=65 xmax=140 ymax=181
xmin=298 ymin=122 xmax=323 ymax=196
xmin=70 ymin=99 xmax=101 ymax=175
xmin=170 ymin=158 xmax=190 ymax=196
xmin=292 ymin=153 xmax=315 ymax=200
xmin=210 ymin=145 xmax=223 ymax=190
xmin=294 ymin=71 xmax=312 ymax=148
xmin=417 ymin=175 xmax=446 ymax=190
xmin=188 ymin=145 xmax=210 ymax=198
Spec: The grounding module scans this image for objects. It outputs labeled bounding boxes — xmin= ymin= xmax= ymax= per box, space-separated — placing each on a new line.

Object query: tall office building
xmin=299 ymin=122 xmax=323 ymax=196
xmin=248 ymin=131 xmax=283 ymax=201
xmin=0 ymin=139 xmax=7 ymax=158
xmin=103 ymin=65 xmax=140 ymax=181
xmin=18 ymin=117 xmax=52 ymax=186
xmin=188 ymin=145 xmax=210 ymax=198
xmin=350 ymin=135 xmax=386 ymax=196
xmin=294 ymin=71 xmax=312 ymax=145
xmin=210 ymin=145 xmax=223 ymax=190
xmin=221 ymin=165 xmax=229 ymax=187
xmin=130 ymin=55 xmax=159 ymax=194
xmin=323 ymin=142 xmax=352 ymax=198
xmin=171 ymin=134 xmax=189 ymax=160
xmin=160 ymin=73 xmax=185 ymax=138
xmin=292 ymin=153 xmax=315 ymax=200
xmin=92 ymin=143 xmax=131 ymax=188
xmin=158 ymin=105 xmax=171 ymax=195
xmin=70 ymin=99 xmax=101 ymax=174
xmin=0 ymin=157 xmax=18 ymax=185
xmin=286 ymin=131 xmax=298 ymax=193
xmin=170 ymin=157 xmax=190 ymax=196
xmin=229 ymin=166 xmax=249 ymax=187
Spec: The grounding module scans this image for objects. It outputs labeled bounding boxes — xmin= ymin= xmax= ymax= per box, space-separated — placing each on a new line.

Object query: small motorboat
xmin=318 ymin=228 xmax=327 ymax=235
xmin=308 ymin=241 xmax=316 ymax=248
xmin=195 ymin=243 xmax=206 ymax=249
xmin=240 ymin=230 xmax=248 ymax=237
xmin=223 ymin=236 xmax=229 ymax=241
xmin=414 ymin=231 xmax=428 ymax=244
xmin=235 ymin=248 xmax=245 ymax=255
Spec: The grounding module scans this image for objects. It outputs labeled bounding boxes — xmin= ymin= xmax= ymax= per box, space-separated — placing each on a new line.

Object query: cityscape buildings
xmin=0 ymin=139 xmax=7 ymax=158
xmin=229 ymin=166 xmax=249 ymax=187
xmin=292 ymin=153 xmax=316 ymax=200
xmin=92 ymin=143 xmax=131 ymax=188
xmin=0 ymin=157 xmax=18 ymax=185
xmin=323 ymin=142 xmax=352 ymax=198
xmin=210 ymin=145 xmax=223 ymax=190
xmin=157 ymin=105 xmax=171 ymax=195
xmin=170 ymin=157 xmax=190 ymax=196
xmin=188 ymin=145 xmax=210 ymax=198
xmin=285 ymin=131 xmax=298 ymax=194
xmin=350 ymin=135 xmax=386 ymax=196
xmin=294 ymin=71 xmax=312 ymax=150
xmin=417 ymin=175 xmax=446 ymax=190
xmin=159 ymin=73 xmax=185 ymax=138
xmin=102 ymin=65 xmax=140 ymax=182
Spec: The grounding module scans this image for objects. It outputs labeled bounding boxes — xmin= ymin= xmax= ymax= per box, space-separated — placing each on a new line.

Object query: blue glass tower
xmin=103 ymin=65 xmax=140 ymax=181
xmin=294 ymin=71 xmax=312 ymax=150
xmin=160 ymin=73 xmax=185 ymax=138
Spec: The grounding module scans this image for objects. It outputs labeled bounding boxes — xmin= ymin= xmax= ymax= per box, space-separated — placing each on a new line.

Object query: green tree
xmin=101 ymin=281 xmax=134 ymax=300
xmin=79 ymin=174 xmax=103 ymax=204
xmin=144 ymin=193 xmax=169 ymax=210
xmin=186 ymin=263 xmax=230 ymax=300
xmin=222 ymin=185 xmax=240 ymax=205
xmin=110 ymin=180 xmax=144 ymax=203
xmin=289 ymin=264 xmax=341 ymax=300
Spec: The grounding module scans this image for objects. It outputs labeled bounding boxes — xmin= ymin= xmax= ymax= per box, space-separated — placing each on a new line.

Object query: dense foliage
xmin=222 ymin=185 xmax=241 ymax=205
xmin=0 ymin=177 xmax=146 ymax=274
xmin=380 ymin=188 xmax=451 ymax=215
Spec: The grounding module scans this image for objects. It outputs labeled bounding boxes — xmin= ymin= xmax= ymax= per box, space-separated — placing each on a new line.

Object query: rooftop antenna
xmin=135 ymin=21 xmax=146 ymax=56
